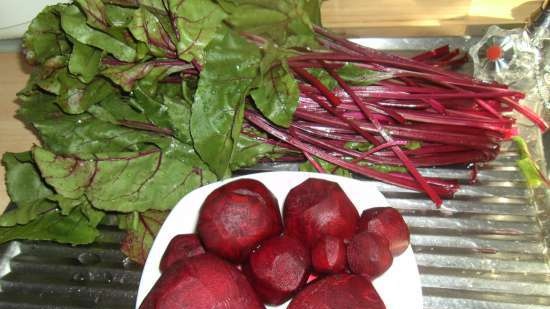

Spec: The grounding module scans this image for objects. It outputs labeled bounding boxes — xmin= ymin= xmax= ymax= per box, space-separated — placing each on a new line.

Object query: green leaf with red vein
xmin=129 ymin=7 xmax=177 ymax=57
xmin=68 ymin=41 xmax=103 ymax=84
xmin=102 ymin=60 xmax=192 ymax=92
xmin=251 ymin=52 xmax=299 ymax=127
xmin=168 ymin=0 xmax=227 ymax=61
xmin=32 ymin=145 xmax=216 ymax=212
xmin=60 ymin=4 xmax=136 ymax=62
xmin=222 ymin=0 xmax=320 ymax=47
xmin=190 ymin=30 xmax=261 ymax=177
xmin=0 ymin=208 xmax=100 ymax=245
xmin=75 ymin=0 xmax=110 ymax=30
xmin=33 ymin=68 xmax=116 ymax=114
xmin=21 ymin=5 xmax=71 ymax=65
xmin=119 ymin=210 xmax=168 ymax=264
xmin=57 ymin=73 xmax=115 ymax=114
xmin=105 ymin=4 xmax=136 ymax=27
xmin=230 ymin=127 xmax=297 ymax=171
xmin=3 ymin=152 xmax=53 ymax=205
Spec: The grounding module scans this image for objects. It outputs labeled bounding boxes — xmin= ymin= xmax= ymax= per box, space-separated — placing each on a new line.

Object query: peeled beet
xmin=159 ymin=234 xmax=205 ymax=273
xmin=140 ymin=254 xmax=265 ymax=309
xmin=358 ymin=207 xmax=410 ymax=256
xmin=283 ymin=178 xmax=359 ymax=247
xmin=244 ymin=235 xmax=311 ymax=305
xmin=288 ymin=274 xmax=385 ymax=309
xmin=311 ymin=235 xmax=347 ymax=274
xmin=198 ymin=179 xmax=282 ymax=263
xmin=347 ymin=231 xmax=393 ymax=279
xmin=219 ymin=178 xmax=277 ymax=204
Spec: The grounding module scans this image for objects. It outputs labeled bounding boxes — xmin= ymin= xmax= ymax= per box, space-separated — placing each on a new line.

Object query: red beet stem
xmin=502 ymin=97 xmax=549 ymax=132
xmin=246 ymin=110 xmax=454 ymax=203
xmin=292 ymin=66 xmax=381 ymax=146
xmin=320 ymin=62 xmax=442 ymax=205
xmin=352 ymin=140 xmax=408 ymax=160
xmin=401 ymin=76 xmax=447 ymax=114
xmin=293 ymin=110 xmax=499 ymax=150
xmin=412 ymin=45 xmax=451 ymax=62
xmin=303 ymin=151 xmax=327 ymax=173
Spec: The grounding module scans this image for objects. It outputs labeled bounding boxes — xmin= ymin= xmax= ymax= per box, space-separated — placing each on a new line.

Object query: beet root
xmin=159 ymin=234 xmax=205 ymax=273
xmin=311 ymin=235 xmax=347 ymax=274
xmin=288 ymin=274 xmax=386 ymax=309
xmin=283 ymin=178 xmax=359 ymax=247
xmin=347 ymin=231 xmax=393 ymax=279
xmin=198 ymin=179 xmax=282 ymax=263
xmin=358 ymin=207 xmax=410 ymax=256
xmin=244 ymin=235 xmax=311 ymax=305
xmin=140 ymin=254 xmax=265 ymax=309
xmin=219 ymin=178 xmax=277 ymax=204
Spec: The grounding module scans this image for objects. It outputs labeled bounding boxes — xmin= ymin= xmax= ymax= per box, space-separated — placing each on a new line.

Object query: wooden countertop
xmin=0 ymin=0 xmax=542 ymax=214
xmin=0 ymin=53 xmax=36 ymax=214
xmin=322 ymin=0 xmax=541 ymax=37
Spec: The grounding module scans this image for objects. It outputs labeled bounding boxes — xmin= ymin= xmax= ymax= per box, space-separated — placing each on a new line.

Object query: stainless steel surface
xmin=350 ymin=36 xmax=479 ymax=51
xmin=0 ymin=37 xmax=549 ymax=309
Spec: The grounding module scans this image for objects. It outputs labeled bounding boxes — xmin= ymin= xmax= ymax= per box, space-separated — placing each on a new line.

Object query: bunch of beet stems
xmin=139 ymin=27 xmax=548 ymax=207
xmin=242 ymin=27 xmax=548 ymax=207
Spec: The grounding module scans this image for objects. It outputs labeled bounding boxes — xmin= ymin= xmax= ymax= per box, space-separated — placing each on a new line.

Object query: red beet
xmin=220 ymin=178 xmax=277 ymax=204
xmin=288 ymin=274 xmax=386 ymax=309
xmin=358 ymin=207 xmax=410 ymax=256
xmin=198 ymin=179 xmax=282 ymax=263
xmin=140 ymin=254 xmax=265 ymax=309
xmin=244 ymin=235 xmax=311 ymax=305
xmin=283 ymin=178 xmax=359 ymax=247
xmin=347 ymin=231 xmax=393 ymax=279
xmin=159 ymin=234 xmax=205 ymax=273
xmin=311 ymin=235 xmax=347 ymax=274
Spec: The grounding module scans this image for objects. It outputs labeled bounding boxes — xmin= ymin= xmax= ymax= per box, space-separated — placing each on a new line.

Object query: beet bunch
xmin=140 ymin=177 xmax=411 ymax=309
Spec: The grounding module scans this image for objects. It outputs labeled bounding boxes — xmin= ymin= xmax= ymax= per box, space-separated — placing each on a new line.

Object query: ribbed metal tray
xmin=0 ymin=37 xmax=549 ymax=309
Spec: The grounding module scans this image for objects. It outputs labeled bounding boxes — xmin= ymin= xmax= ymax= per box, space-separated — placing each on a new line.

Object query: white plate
xmin=136 ymin=171 xmax=423 ymax=309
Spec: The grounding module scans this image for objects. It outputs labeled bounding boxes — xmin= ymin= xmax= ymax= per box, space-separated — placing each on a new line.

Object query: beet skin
xmin=358 ymin=207 xmax=410 ymax=256
xmin=140 ymin=254 xmax=265 ymax=309
xmin=159 ymin=234 xmax=205 ymax=272
xmin=244 ymin=235 xmax=311 ymax=305
xmin=283 ymin=178 xmax=359 ymax=247
xmin=347 ymin=231 xmax=393 ymax=279
xmin=288 ymin=274 xmax=386 ymax=309
xmin=198 ymin=179 xmax=282 ymax=263
xmin=311 ymin=235 xmax=347 ymax=274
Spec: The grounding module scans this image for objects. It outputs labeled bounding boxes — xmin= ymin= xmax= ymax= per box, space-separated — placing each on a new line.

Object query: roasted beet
xmin=311 ymin=235 xmax=347 ymax=274
xmin=347 ymin=231 xmax=393 ymax=279
xmin=288 ymin=274 xmax=385 ymax=309
xmin=244 ymin=235 xmax=310 ymax=305
xmin=159 ymin=234 xmax=205 ymax=273
xmin=140 ymin=254 xmax=265 ymax=309
xmin=358 ymin=207 xmax=410 ymax=256
xmin=197 ymin=179 xmax=282 ymax=263
xmin=283 ymin=178 xmax=359 ymax=247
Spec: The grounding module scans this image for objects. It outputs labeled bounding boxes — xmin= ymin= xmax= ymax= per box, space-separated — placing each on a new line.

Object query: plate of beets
xmin=136 ymin=171 xmax=423 ymax=309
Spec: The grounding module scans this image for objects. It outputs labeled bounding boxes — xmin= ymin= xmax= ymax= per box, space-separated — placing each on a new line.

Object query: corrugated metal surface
xmin=0 ymin=37 xmax=548 ymax=309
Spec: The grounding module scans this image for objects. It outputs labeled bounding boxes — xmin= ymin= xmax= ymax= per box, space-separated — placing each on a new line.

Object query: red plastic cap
xmin=486 ymin=44 xmax=503 ymax=61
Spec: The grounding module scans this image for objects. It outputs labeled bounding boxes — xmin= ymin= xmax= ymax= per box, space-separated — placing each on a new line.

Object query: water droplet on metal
xmin=78 ymin=252 xmax=100 ymax=265
xmin=122 ymin=256 xmax=135 ymax=268
xmin=105 ymin=272 xmax=113 ymax=284
xmin=72 ymin=272 xmax=87 ymax=282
